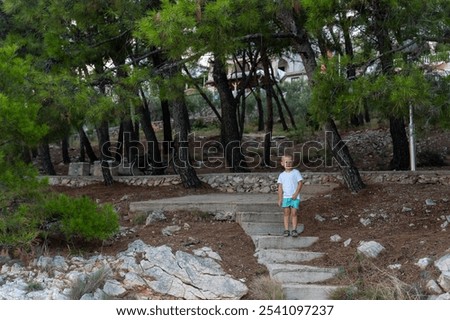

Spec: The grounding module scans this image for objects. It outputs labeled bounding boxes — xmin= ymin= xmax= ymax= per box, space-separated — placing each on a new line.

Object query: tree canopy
xmin=0 ymin=0 xmax=448 ymax=179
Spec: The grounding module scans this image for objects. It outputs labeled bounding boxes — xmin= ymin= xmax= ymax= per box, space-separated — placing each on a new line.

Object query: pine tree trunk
xmin=272 ymin=88 xmax=289 ymax=131
xmin=389 ymin=116 xmax=410 ymax=170
xmin=38 ymin=141 xmax=56 ymax=175
xmin=61 ymin=137 xmax=71 ymax=164
xmin=22 ymin=147 xmax=33 ymax=164
xmin=277 ymin=8 xmax=365 ymax=193
xmin=79 ymin=127 xmax=98 ymax=162
xmin=371 ymin=4 xmax=410 ymax=171
xmin=274 ymin=81 xmax=297 ymax=130
xmin=115 ymin=123 xmax=124 ymax=162
xmin=261 ymin=46 xmax=276 ymax=167
xmin=171 ymin=99 xmax=203 ymax=188
xmin=325 ymin=118 xmax=365 ymax=192
xmin=138 ymin=89 xmax=165 ymax=175
xmin=153 ymin=52 xmax=173 ymax=155
xmin=252 ymin=87 xmax=265 ymax=131
xmin=79 ymin=142 xmax=85 ymax=162
xmin=161 ymin=99 xmax=172 ymax=154
xmin=238 ymin=95 xmax=246 ymax=140
xmin=212 ymin=57 xmax=248 ymax=172
xmin=96 ymin=121 xmax=114 ymax=186
xmin=122 ymin=119 xmax=138 ymax=163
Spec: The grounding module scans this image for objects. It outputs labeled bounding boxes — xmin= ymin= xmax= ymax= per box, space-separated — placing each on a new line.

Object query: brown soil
xmin=49 ymin=180 xmax=449 ymax=299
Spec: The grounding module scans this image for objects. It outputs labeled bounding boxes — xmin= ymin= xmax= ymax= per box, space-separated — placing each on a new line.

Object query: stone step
xmin=235 ymin=211 xmax=282 ymax=223
xmin=282 ymin=284 xmax=342 ymax=300
xmin=233 ymin=194 xmax=318 ymax=213
xmin=266 ymin=263 xmax=341 ymax=284
xmin=252 ymin=235 xmax=318 ymax=250
xmin=129 ymin=200 xmax=240 ymax=214
xmin=240 ymin=221 xmax=305 ymax=236
xmin=234 ymin=203 xmax=280 ymax=213
xmin=240 ymin=222 xmax=285 ymax=236
xmin=255 ymin=249 xmax=324 ymax=264
xmin=241 ymin=222 xmax=305 ymax=236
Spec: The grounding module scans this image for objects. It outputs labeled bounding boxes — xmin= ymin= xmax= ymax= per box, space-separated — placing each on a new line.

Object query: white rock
xmin=435 ymin=254 xmax=450 ymax=272
xmin=344 ymin=238 xmax=352 ymax=247
xmin=0 ymin=239 xmax=248 ymax=300
xmin=145 ymin=210 xmax=166 ymax=225
xmin=388 ymin=264 xmax=402 ymax=270
xmin=330 ymin=234 xmax=342 ymax=242
xmin=122 ymin=272 xmax=148 ymax=289
xmin=436 ymin=292 xmax=450 ymax=300
xmin=315 ymin=214 xmax=326 ymax=222
xmin=214 ymin=211 xmax=234 ymax=221
xmin=193 ymin=247 xmax=222 ymax=261
xmin=80 ymin=293 xmax=95 ymax=300
xmin=360 ymin=218 xmax=371 ymax=227
xmin=438 ymin=272 xmax=450 ymax=292
xmin=162 ymin=225 xmax=181 ymax=236
xmin=103 ymin=279 xmax=126 ymax=297
xmin=415 ymin=257 xmax=433 ymax=270
xmin=357 ymin=241 xmax=385 ymax=258
xmin=36 ymin=256 xmax=54 ymax=269
xmin=53 ymin=256 xmax=69 ymax=272
xmin=426 ymin=280 xmax=443 ymax=294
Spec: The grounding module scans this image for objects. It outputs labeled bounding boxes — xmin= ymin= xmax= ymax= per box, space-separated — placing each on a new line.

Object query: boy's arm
xmin=277 ymin=183 xmax=283 ymax=206
xmin=292 ymin=180 xmax=303 ymax=199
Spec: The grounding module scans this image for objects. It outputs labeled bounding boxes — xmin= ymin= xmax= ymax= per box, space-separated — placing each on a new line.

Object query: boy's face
xmin=281 ymin=156 xmax=294 ymax=169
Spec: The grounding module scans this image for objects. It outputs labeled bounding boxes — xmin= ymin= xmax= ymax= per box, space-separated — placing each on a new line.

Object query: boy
xmin=277 ymin=154 xmax=303 ymax=237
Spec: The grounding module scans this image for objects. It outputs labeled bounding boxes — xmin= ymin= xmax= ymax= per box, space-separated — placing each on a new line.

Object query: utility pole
xmin=409 ymin=104 xmax=416 ymax=171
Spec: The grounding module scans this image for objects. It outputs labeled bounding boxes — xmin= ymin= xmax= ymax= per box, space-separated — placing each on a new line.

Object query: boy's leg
xmin=289 ymin=207 xmax=298 ymax=237
xmin=290 ymin=208 xmax=298 ymax=231
xmin=283 ymin=207 xmax=291 ymax=232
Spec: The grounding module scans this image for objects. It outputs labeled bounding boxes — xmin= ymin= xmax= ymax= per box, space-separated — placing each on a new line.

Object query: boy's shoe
xmin=283 ymin=230 xmax=290 ymax=237
xmin=291 ymin=230 xmax=298 ymax=237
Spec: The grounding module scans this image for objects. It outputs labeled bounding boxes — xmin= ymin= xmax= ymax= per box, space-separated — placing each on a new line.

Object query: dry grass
xmin=69 ymin=267 xmax=111 ymax=300
xmin=329 ymin=258 xmax=426 ymax=300
xmin=248 ymin=275 xmax=285 ymax=300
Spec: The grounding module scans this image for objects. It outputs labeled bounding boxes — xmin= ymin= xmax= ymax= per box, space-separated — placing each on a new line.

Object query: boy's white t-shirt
xmin=277 ymin=169 xmax=303 ymax=199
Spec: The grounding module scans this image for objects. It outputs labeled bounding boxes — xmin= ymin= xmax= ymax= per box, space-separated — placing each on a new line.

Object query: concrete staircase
xmin=235 ymin=202 xmax=341 ymax=300
xmin=129 ymin=183 xmax=341 ymax=299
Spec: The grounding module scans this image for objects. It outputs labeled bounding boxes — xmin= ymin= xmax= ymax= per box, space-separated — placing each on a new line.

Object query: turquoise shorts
xmin=281 ymin=198 xmax=300 ymax=209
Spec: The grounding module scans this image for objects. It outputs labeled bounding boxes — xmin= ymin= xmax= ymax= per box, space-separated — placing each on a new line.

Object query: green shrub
xmin=0 ymin=153 xmax=118 ymax=250
xmin=42 ymin=194 xmax=119 ymax=242
xmin=1 ymin=191 xmax=119 ymax=250
xmin=0 ymin=204 xmax=40 ymax=248
xmin=0 ymin=160 xmax=48 ymax=210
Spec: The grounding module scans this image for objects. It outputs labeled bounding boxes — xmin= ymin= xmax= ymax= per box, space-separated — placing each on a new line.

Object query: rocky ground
xmin=33 ymin=127 xmax=450 ymax=298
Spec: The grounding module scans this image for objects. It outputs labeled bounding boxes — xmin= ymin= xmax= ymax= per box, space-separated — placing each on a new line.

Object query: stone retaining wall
xmin=47 ymin=171 xmax=450 ymax=193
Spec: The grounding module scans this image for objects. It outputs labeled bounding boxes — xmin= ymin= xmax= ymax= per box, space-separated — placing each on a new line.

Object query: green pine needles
xmin=0 ymin=162 xmax=119 ymax=250
xmin=41 ymin=194 xmax=119 ymax=242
